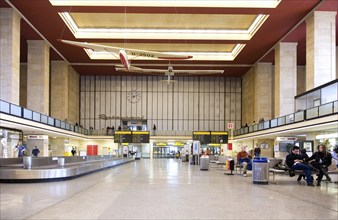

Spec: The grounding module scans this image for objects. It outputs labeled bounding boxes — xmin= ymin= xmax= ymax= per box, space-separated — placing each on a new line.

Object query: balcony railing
xmin=234 ymin=100 xmax=338 ymax=136
xmin=0 ymin=99 xmax=89 ymax=135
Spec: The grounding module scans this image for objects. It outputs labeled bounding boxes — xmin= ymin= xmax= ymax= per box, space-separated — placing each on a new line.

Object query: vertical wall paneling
xmin=79 ymin=75 xmax=241 ymax=131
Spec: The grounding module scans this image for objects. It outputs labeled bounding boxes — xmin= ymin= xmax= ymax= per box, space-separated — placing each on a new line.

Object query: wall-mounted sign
xmin=27 ymin=135 xmax=48 ymax=140
xmin=193 ymin=131 xmax=228 ymax=144
xmin=114 ymin=131 xmax=150 ymax=143
xmin=99 ymin=114 xmax=144 ymax=120
xmin=276 ymin=137 xmax=297 ymax=141
xmin=227 ymin=123 xmax=234 ymax=129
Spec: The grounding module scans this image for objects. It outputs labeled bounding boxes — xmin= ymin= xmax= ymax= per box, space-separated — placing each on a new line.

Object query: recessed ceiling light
xmin=50 ymin=0 xmax=281 ymax=8
xmin=58 ymin=12 xmax=269 ymax=40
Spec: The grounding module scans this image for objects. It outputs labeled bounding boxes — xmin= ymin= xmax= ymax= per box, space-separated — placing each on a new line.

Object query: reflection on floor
xmin=1 ymin=159 xmax=337 ymax=219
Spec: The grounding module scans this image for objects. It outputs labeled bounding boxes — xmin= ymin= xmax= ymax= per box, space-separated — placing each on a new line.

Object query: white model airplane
xmin=115 ymin=65 xmax=224 ymax=84
xmin=59 ymin=39 xmax=193 ymax=71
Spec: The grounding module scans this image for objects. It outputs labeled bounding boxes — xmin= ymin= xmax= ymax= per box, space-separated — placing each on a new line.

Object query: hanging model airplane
xmin=115 ymin=65 xmax=224 ymax=84
xmin=59 ymin=39 xmax=193 ymax=71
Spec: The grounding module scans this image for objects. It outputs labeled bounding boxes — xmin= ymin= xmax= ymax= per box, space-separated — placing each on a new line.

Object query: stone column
xmin=51 ymin=61 xmax=80 ymax=123
xmin=253 ymin=62 xmax=273 ymax=121
xmin=274 ymin=42 xmax=298 ymax=117
xmin=241 ymin=68 xmax=254 ymax=125
xmin=0 ymin=8 xmax=21 ymax=105
xmin=27 ymin=40 xmax=50 ymax=115
xmin=306 ymin=11 xmax=336 ymax=90
xmin=20 ymin=64 xmax=28 ymax=108
xmin=297 ymin=66 xmax=306 ymax=95
xmin=51 ymin=61 xmax=69 ymax=121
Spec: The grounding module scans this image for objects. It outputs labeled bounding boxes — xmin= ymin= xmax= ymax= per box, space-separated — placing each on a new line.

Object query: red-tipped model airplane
xmin=59 ymin=39 xmax=193 ymax=71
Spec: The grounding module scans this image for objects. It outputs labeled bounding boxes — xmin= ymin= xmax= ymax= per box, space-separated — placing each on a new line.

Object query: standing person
xmin=71 ymin=147 xmax=77 ymax=156
xmin=307 ymin=144 xmax=332 ymax=186
xmin=31 ymin=146 xmax=40 ymax=157
xmin=332 ymin=146 xmax=338 ymax=168
xmin=14 ymin=141 xmax=27 ymax=157
xmin=254 ymin=144 xmax=261 ymax=158
xmin=286 ymin=146 xmax=314 ymax=186
xmin=237 ymin=146 xmax=252 ymax=177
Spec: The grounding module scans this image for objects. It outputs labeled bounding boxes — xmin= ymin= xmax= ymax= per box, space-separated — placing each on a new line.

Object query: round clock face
xmin=127 ymin=90 xmax=141 ymax=103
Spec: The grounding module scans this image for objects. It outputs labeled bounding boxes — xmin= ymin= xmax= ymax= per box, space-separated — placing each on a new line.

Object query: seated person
xmin=297 ymin=148 xmax=309 ymax=181
xmin=307 ymin=144 xmax=332 ymax=186
xmin=286 ymin=146 xmax=314 ymax=186
xmin=237 ymin=146 xmax=252 ymax=177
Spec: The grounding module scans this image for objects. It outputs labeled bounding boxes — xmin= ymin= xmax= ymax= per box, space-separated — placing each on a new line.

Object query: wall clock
xmin=127 ymin=90 xmax=141 ymax=103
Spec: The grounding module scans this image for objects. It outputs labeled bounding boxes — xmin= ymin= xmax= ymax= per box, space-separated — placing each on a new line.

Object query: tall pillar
xmin=27 ymin=40 xmax=50 ymax=115
xmin=306 ymin=11 xmax=336 ymax=90
xmin=20 ymin=64 xmax=28 ymax=108
xmin=241 ymin=68 xmax=254 ymax=125
xmin=51 ymin=61 xmax=80 ymax=123
xmin=253 ymin=62 xmax=273 ymax=121
xmin=51 ymin=61 xmax=69 ymax=121
xmin=0 ymin=8 xmax=21 ymax=104
xmin=274 ymin=42 xmax=297 ymax=117
xmin=297 ymin=66 xmax=306 ymax=95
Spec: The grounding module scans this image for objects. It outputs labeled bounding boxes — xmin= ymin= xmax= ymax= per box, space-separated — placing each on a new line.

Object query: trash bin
xmin=252 ymin=157 xmax=269 ymax=184
xmin=58 ymin=158 xmax=65 ymax=166
xmin=200 ymin=156 xmax=210 ymax=170
xmin=23 ymin=156 xmax=32 ymax=169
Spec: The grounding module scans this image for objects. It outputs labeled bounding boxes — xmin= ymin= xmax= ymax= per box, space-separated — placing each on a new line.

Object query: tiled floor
xmin=1 ymin=159 xmax=337 ymax=219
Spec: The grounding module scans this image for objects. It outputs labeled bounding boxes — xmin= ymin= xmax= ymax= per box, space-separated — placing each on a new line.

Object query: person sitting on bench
xmin=286 ymin=146 xmax=314 ymax=187
xmin=237 ymin=146 xmax=252 ymax=177
xmin=307 ymin=144 xmax=332 ymax=186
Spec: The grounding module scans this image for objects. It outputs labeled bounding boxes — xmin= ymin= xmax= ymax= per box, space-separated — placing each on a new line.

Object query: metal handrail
xmin=0 ymin=99 xmax=89 ymax=135
xmin=235 ymin=100 xmax=337 ymax=136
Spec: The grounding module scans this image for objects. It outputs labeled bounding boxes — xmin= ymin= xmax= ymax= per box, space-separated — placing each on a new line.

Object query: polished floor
xmin=1 ymin=159 xmax=337 ymax=220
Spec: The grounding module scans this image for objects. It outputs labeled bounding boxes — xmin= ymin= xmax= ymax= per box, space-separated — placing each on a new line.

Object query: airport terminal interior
xmin=0 ymin=0 xmax=338 ymax=219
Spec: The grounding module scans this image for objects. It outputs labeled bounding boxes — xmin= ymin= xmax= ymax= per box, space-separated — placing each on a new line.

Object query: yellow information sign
xmin=115 ymin=131 xmax=132 ymax=134
xmin=193 ymin=131 xmax=210 ymax=135
xmin=211 ymin=131 xmax=228 ymax=135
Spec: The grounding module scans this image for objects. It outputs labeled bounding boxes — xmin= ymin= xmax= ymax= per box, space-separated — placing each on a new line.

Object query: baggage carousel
xmin=0 ymin=156 xmax=134 ymax=183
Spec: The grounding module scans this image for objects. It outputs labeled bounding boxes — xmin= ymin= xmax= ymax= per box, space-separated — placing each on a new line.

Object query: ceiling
xmin=1 ymin=0 xmax=337 ymax=76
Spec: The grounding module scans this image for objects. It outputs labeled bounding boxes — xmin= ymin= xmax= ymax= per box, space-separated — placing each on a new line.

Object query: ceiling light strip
xmin=50 ymin=0 xmax=281 ymax=8
xmin=58 ymin=12 xmax=268 ymax=40
xmin=69 ymin=63 xmax=254 ymax=67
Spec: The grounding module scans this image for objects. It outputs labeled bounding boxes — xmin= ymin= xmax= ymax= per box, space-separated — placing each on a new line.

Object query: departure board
xmin=210 ymin=131 xmax=228 ymax=144
xmin=193 ymin=131 xmax=211 ymax=144
xmin=132 ymin=131 xmax=150 ymax=143
xmin=114 ymin=131 xmax=132 ymax=143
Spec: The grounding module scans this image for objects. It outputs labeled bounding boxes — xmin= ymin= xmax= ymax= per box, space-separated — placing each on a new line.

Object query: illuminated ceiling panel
xmin=59 ymin=12 xmax=269 ymax=40
xmin=50 ymin=0 xmax=282 ymax=8
xmin=72 ymin=13 xmax=257 ymax=30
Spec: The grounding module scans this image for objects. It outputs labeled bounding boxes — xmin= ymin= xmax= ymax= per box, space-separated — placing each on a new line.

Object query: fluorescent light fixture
xmin=58 ymin=12 xmax=269 ymax=40
xmin=50 ymin=0 xmax=281 ymax=8
xmin=316 ymin=133 xmax=338 ymax=139
xmin=84 ymin=44 xmax=245 ymax=61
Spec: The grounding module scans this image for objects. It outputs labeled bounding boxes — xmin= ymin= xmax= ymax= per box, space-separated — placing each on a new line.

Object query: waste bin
xmin=23 ymin=156 xmax=32 ymax=169
xmin=200 ymin=156 xmax=210 ymax=170
xmin=58 ymin=157 xmax=65 ymax=166
xmin=252 ymin=157 xmax=269 ymax=184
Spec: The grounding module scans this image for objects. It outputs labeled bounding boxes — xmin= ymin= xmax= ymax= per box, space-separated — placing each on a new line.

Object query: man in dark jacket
xmin=286 ymin=146 xmax=314 ymax=186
